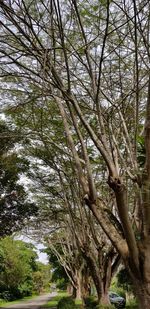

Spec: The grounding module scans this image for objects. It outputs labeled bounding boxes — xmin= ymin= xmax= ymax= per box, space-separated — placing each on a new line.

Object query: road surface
xmin=1 ymin=292 xmax=57 ymax=309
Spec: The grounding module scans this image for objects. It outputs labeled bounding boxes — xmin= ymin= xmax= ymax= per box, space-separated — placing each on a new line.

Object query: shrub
xmin=110 ymin=287 xmax=126 ymax=299
xmin=84 ymin=296 xmax=98 ymax=308
xmin=0 ymin=291 xmax=12 ymax=301
xmin=57 ymin=296 xmax=75 ymax=309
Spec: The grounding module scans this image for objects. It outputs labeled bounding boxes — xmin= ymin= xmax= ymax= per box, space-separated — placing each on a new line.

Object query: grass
xmin=126 ymin=300 xmax=138 ymax=308
xmin=44 ymin=292 xmax=138 ymax=309
xmin=75 ymin=298 xmax=83 ymax=309
xmin=43 ymin=292 xmax=83 ymax=309
xmin=43 ymin=291 xmax=68 ymax=308
xmin=0 ymin=294 xmax=39 ymax=307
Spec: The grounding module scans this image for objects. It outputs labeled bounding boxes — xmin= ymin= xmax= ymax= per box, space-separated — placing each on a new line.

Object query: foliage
xmin=0 ymin=237 xmax=43 ymax=300
xmin=45 ymin=248 xmax=69 ymax=290
xmin=125 ymin=298 xmax=138 ymax=308
xmin=44 ymin=292 xmax=68 ymax=308
xmin=33 ymin=263 xmax=51 ymax=293
xmin=0 ymin=0 xmax=150 ymax=307
xmin=117 ymin=268 xmax=133 ymax=292
xmin=84 ymin=296 xmax=98 ymax=308
xmin=0 ymin=120 xmax=38 ymax=236
xmin=57 ymin=297 xmax=75 ymax=309
xmin=137 ymin=136 xmax=146 ymax=167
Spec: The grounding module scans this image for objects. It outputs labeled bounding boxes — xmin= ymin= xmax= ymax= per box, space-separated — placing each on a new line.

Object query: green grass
xmin=0 ymin=294 xmax=39 ymax=307
xmin=75 ymin=298 xmax=82 ymax=307
xmin=125 ymin=298 xmax=138 ymax=308
xmin=43 ymin=292 xmax=68 ymax=308
xmin=43 ymin=292 xmax=83 ymax=308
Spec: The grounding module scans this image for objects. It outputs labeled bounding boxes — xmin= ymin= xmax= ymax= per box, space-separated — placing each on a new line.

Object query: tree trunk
xmin=76 ymin=275 xmax=82 ymax=300
xmin=134 ymin=281 xmax=150 ymax=309
xmin=100 ymin=276 xmax=111 ymax=305
xmin=86 ymin=258 xmax=102 ymax=302
xmin=72 ymin=270 xmax=82 ymax=300
xmin=101 ymin=290 xmax=110 ymax=305
xmin=67 ymin=283 xmax=73 ymax=295
xmin=81 ymin=268 xmax=91 ymax=299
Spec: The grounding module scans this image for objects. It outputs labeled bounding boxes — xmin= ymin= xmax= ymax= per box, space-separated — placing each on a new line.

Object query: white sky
xmin=15 ymin=235 xmax=48 ymax=264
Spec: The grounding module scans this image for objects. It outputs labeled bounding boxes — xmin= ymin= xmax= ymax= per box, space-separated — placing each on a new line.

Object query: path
xmin=1 ymin=292 xmax=57 ymax=309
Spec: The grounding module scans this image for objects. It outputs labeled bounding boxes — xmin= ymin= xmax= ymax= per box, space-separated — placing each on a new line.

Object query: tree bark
xmin=81 ymin=268 xmax=91 ymax=299
xmin=72 ymin=269 xmax=82 ymax=300
xmin=133 ymin=280 xmax=150 ymax=309
xmin=82 ymin=253 xmax=102 ymax=303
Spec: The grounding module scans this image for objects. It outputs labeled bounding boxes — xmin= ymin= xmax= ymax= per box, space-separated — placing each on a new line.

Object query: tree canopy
xmin=0 ymin=0 xmax=150 ymax=307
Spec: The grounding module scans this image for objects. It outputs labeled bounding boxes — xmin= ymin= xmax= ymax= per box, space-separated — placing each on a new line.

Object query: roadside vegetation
xmin=0 ymin=237 xmax=51 ymax=303
xmin=44 ymin=292 xmax=138 ymax=309
xmin=0 ymin=294 xmax=38 ymax=308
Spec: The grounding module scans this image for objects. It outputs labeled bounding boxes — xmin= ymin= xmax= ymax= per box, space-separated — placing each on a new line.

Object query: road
xmin=1 ymin=292 xmax=57 ymax=309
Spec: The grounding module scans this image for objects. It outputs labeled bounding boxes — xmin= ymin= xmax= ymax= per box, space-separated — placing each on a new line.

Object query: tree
xmin=22 ymin=135 xmax=119 ymax=304
xmin=33 ymin=262 xmax=51 ymax=293
xmin=46 ymin=247 xmax=69 ymax=291
xmin=0 ymin=237 xmax=38 ymax=300
xmin=0 ymin=120 xmax=38 ymax=236
xmin=0 ymin=1 xmax=150 ymax=307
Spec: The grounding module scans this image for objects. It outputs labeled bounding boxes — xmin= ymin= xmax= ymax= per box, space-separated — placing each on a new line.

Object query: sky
xmin=15 ymin=235 xmax=48 ymax=264
xmin=35 ymin=243 xmax=48 ymax=264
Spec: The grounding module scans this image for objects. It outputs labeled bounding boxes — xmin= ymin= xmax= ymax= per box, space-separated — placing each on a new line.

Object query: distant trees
xmin=33 ymin=262 xmax=51 ymax=294
xmin=0 ymin=120 xmax=38 ymax=236
xmin=0 ymin=237 xmax=50 ymax=301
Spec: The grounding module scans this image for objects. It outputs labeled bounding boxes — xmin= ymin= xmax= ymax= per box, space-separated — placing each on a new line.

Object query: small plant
xmin=57 ymin=296 xmax=75 ymax=309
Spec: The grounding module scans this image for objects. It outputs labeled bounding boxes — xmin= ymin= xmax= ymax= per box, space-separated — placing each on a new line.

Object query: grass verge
xmin=0 ymin=294 xmax=40 ymax=307
xmin=43 ymin=292 xmax=68 ymax=308
xmin=43 ymin=292 xmax=83 ymax=308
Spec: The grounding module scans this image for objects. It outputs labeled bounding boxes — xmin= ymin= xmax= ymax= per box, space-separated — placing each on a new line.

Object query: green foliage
xmin=84 ymin=296 xmax=98 ymax=308
xmin=32 ymin=271 xmax=43 ymax=294
xmin=35 ymin=262 xmax=51 ymax=292
xmin=137 ymin=136 xmax=145 ymax=167
xmin=126 ymin=298 xmax=138 ymax=308
xmin=45 ymin=247 xmax=69 ymax=290
xmin=117 ymin=268 xmax=133 ymax=292
xmin=0 ymin=237 xmax=39 ymax=300
xmin=0 ymin=120 xmax=38 ymax=236
xmin=44 ymin=292 xmax=68 ymax=308
xmin=57 ymin=297 xmax=75 ymax=309
xmin=83 ymin=297 xmax=115 ymax=309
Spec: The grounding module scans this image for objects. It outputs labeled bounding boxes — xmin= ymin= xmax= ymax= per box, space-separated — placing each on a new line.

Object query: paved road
xmin=1 ymin=292 xmax=57 ymax=309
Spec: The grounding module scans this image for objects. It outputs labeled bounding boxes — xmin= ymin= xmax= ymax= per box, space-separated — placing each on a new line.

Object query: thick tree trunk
xmin=100 ymin=277 xmax=111 ymax=305
xmin=76 ymin=275 xmax=82 ymax=300
xmin=72 ymin=270 xmax=82 ymax=300
xmin=101 ymin=290 xmax=110 ymax=305
xmin=81 ymin=269 xmax=91 ymax=299
xmin=134 ymin=281 xmax=150 ymax=309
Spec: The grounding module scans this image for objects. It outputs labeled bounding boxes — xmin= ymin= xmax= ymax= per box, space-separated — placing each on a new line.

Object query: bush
xmin=0 ymin=291 xmax=12 ymax=301
xmin=84 ymin=296 xmax=98 ymax=308
xmin=57 ymin=296 xmax=75 ymax=309
xmin=110 ymin=287 xmax=126 ymax=299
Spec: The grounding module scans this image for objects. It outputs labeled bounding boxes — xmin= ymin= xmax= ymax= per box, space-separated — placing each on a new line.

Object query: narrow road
xmin=1 ymin=292 xmax=57 ymax=309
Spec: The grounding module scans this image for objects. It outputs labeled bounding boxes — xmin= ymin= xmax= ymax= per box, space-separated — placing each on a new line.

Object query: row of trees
xmin=0 ymin=0 xmax=150 ymax=308
xmin=0 ymin=120 xmax=38 ymax=236
xmin=0 ymin=237 xmax=51 ymax=301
